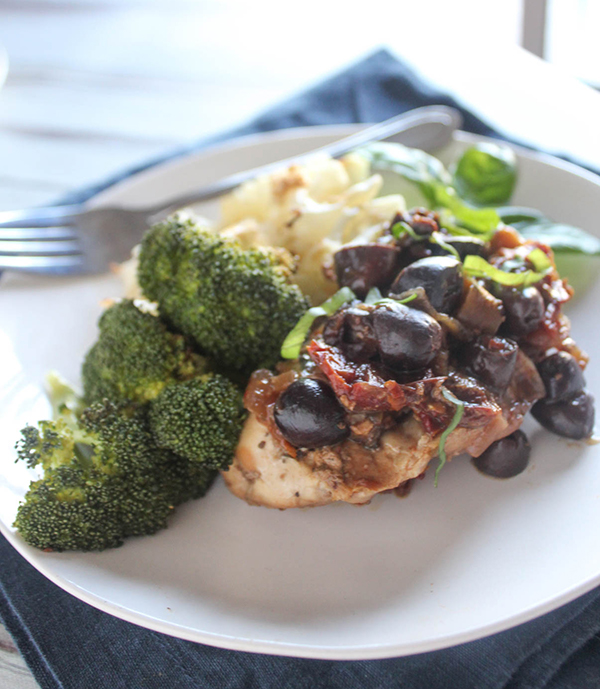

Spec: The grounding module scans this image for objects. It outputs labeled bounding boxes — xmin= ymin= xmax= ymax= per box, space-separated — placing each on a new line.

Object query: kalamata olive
xmin=472 ymin=430 xmax=531 ymax=478
xmin=371 ymin=302 xmax=443 ymax=370
xmin=274 ymin=378 xmax=349 ymax=448
xmin=443 ymin=236 xmax=488 ymax=260
xmin=322 ymin=306 xmax=378 ymax=361
xmin=390 ymin=256 xmax=463 ymax=314
xmin=394 ymin=208 xmax=440 ymax=236
xmin=464 ymin=336 xmax=518 ymax=392
xmin=334 ymin=244 xmax=400 ymax=299
xmin=342 ymin=306 xmax=378 ymax=361
xmin=499 ymin=286 xmax=545 ymax=336
xmin=531 ymin=391 xmax=595 ymax=439
xmin=537 ymin=351 xmax=585 ymax=402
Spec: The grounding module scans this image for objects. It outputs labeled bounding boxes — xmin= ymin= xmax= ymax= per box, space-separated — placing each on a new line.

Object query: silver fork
xmin=0 ymin=106 xmax=462 ymax=275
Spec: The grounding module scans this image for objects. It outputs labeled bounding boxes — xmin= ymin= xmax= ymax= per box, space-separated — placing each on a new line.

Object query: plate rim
xmin=87 ymin=124 xmax=600 ymax=211
xmin=2 ymin=125 xmax=600 ymax=660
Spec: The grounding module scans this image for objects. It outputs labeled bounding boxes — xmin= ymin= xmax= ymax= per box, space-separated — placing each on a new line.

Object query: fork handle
xmin=145 ymin=106 xmax=462 ymax=221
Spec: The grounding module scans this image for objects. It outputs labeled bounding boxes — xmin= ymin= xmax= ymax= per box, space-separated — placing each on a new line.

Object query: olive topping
xmin=537 ymin=351 xmax=585 ymax=402
xmin=341 ymin=306 xmax=379 ymax=361
xmin=531 ymin=391 xmax=595 ymax=440
xmin=472 ymin=430 xmax=531 ymax=478
xmin=274 ymin=378 xmax=349 ymax=449
xmin=390 ymin=256 xmax=463 ymax=314
xmin=392 ymin=208 xmax=440 ymax=237
xmin=334 ymin=244 xmax=400 ymax=299
xmin=442 ymin=236 xmax=488 ymax=260
xmin=464 ymin=335 xmax=518 ymax=392
xmin=499 ymin=285 xmax=545 ymax=336
xmin=371 ymin=302 xmax=443 ymax=370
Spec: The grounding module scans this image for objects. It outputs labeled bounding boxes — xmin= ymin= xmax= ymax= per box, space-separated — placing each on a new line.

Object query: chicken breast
xmin=222 ymin=350 xmax=544 ymax=509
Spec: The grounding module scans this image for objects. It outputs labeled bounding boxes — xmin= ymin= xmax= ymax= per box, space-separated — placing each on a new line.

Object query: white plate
xmin=1 ymin=127 xmax=600 ymax=661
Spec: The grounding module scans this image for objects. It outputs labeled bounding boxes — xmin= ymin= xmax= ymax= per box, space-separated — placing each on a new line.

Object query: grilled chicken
xmin=222 ymin=351 xmax=544 ymax=509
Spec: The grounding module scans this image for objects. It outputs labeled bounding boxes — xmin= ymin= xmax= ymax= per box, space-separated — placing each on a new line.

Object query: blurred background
xmin=0 ymin=0 xmax=599 ymax=213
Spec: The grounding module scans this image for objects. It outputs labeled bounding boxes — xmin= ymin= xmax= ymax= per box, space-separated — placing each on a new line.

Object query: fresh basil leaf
xmin=496 ymin=206 xmax=546 ymax=225
xmin=356 ymin=142 xmax=501 ymax=236
xmin=281 ymin=287 xmax=355 ymax=359
xmin=453 ymin=142 xmax=517 ymax=206
xmin=463 ymin=255 xmax=545 ymax=287
xmin=357 ymin=142 xmax=451 ymax=206
xmin=433 ymin=186 xmax=500 ymax=236
xmin=435 ymin=387 xmax=465 ymax=487
xmin=513 ymin=220 xmax=600 ymax=256
xmin=527 ymin=247 xmax=553 ymax=273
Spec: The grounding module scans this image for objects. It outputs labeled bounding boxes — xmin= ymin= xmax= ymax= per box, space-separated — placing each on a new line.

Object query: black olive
xmin=472 ymin=430 xmax=531 ymax=478
xmin=443 ymin=236 xmax=488 ymax=260
xmin=499 ymin=286 xmax=545 ymax=336
xmin=464 ymin=336 xmax=518 ymax=392
xmin=334 ymin=244 xmax=401 ymax=299
xmin=322 ymin=309 xmax=347 ymax=346
xmin=371 ymin=302 xmax=443 ymax=370
xmin=394 ymin=208 xmax=440 ymax=236
xmin=537 ymin=351 xmax=585 ymax=402
xmin=342 ymin=306 xmax=378 ymax=361
xmin=390 ymin=256 xmax=463 ymax=314
xmin=531 ymin=391 xmax=595 ymax=440
xmin=274 ymin=379 xmax=349 ymax=448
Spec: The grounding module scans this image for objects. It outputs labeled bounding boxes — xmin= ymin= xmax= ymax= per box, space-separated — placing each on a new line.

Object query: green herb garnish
xmin=357 ymin=143 xmax=501 ymax=237
xmin=391 ymin=220 xmax=420 ymax=241
xmin=392 ymin=221 xmax=461 ymax=260
xmin=364 ymin=287 xmax=383 ymax=305
xmin=463 ymin=254 xmax=546 ymax=287
xmin=433 ymin=186 xmax=500 ymax=236
xmin=373 ymin=293 xmax=419 ymax=308
xmin=431 ymin=231 xmax=461 ymax=260
xmin=527 ymin=247 xmax=552 ymax=273
xmin=452 ymin=142 xmax=517 ymax=206
xmin=435 ymin=388 xmax=465 ymax=487
xmin=280 ymin=287 xmax=355 ymax=360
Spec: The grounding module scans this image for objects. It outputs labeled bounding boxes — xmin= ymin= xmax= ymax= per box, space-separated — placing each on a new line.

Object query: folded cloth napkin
xmin=1 ymin=49 xmax=600 ymax=689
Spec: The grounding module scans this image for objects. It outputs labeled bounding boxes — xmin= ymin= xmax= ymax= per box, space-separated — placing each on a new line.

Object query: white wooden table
xmin=1 ymin=1 xmax=600 ymax=686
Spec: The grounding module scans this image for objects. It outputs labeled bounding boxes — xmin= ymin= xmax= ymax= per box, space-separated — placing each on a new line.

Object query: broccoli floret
xmin=149 ymin=374 xmax=246 ymax=471
xmin=45 ymin=371 xmax=84 ymax=421
xmin=13 ymin=400 xmax=215 ymax=552
xmin=82 ymin=299 xmax=207 ymax=406
xmin=15 ymin=466 xmax=126 ymax=551
xmin=137 ymin=216 xmax=310 ymax=372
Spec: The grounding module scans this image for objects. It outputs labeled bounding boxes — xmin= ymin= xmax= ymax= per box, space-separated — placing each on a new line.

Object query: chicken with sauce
xmin=223 ymin=208 xmax=595 ymax=509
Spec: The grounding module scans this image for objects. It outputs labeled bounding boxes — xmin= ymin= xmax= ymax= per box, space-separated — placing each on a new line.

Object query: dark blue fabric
xmin=2 ymin=48 xmax=600 ymax=689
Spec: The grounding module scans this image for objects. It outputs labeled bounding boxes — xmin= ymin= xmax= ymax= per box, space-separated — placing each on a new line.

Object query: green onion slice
xmin=281 ymin=287 xmax=356 ymax=360
xmin=435 ymin=388 xmax=465 ymax=487
xmin=463 ymin=254 xmax=545 ymax=287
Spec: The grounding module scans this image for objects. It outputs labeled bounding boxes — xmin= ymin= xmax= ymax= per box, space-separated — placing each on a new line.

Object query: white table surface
xmin=1 ymin=1 xmax=600 ymax=686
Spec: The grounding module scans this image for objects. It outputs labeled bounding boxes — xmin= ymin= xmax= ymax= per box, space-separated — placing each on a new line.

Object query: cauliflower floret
xmin=116 ymin=154 xmax=405 ymax=305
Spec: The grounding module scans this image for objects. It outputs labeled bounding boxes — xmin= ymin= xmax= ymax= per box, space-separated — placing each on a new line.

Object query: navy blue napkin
xmin=2 ymin=49 xmax=600 ymax=689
